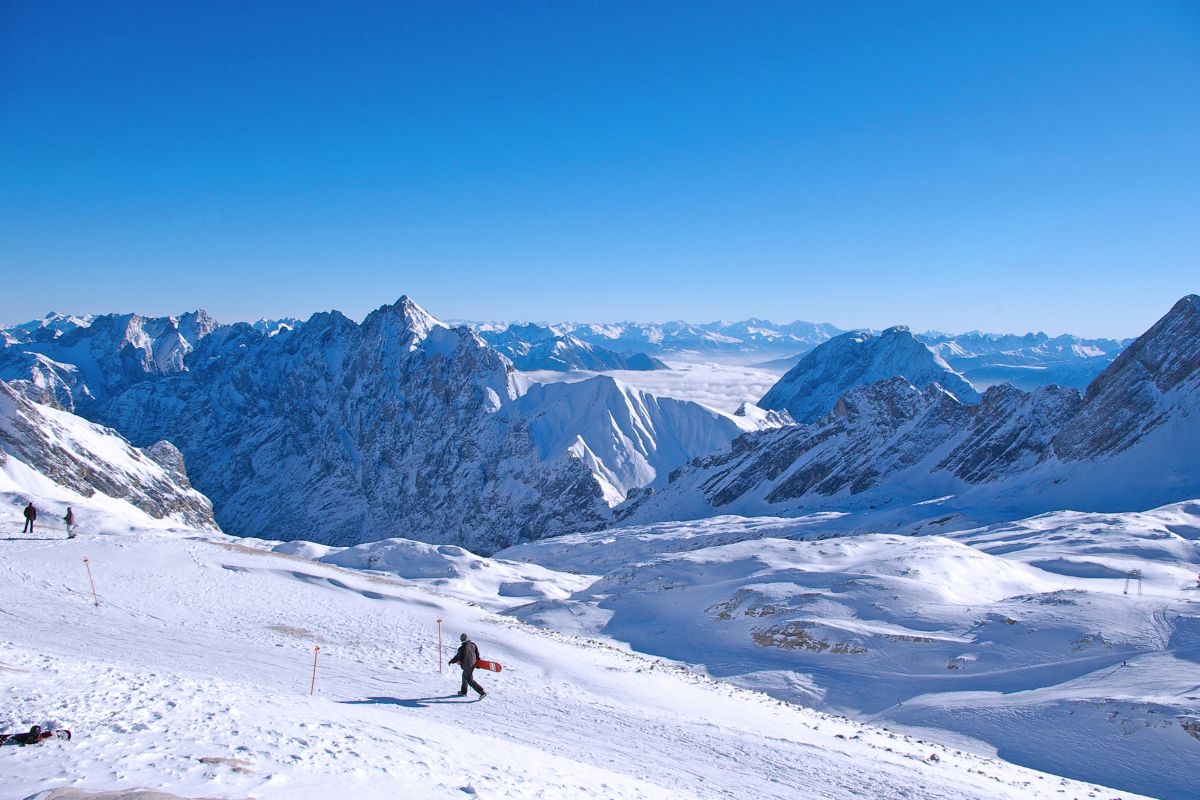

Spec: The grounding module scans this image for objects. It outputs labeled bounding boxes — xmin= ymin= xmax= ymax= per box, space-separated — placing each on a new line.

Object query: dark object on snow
xmin=449 ymin=634 xmax=486 ymax=697
xmin=64 ymin=507 xmax=75 ymax=538
xmin=23 ymin=502 xmax=37 ymax=533
xmin=0 ymin=725 xmax=71 ymax=745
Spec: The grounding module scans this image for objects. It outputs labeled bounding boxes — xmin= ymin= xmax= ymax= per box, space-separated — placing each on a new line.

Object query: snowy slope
xmin=759 ymin=326 xmax=981 ymax=423
xmin=509 ymin=376 xmax=782 ymax=504
xmin=499 ymin=502 xmax=1200 ymax=799
xmin=0 ymin=517 xmax=1146 ymax=799
xmin=0 ymin=380 xmax=216 ymax=531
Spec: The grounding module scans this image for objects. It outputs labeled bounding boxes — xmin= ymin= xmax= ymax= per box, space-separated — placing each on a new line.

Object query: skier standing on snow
xmin=449 ymin=633 xmax=487 ymax=698
xmin=64 ymin=507 xmax=75 ymax=539
xmin=22 ymin=502 xmax=36 ymax=533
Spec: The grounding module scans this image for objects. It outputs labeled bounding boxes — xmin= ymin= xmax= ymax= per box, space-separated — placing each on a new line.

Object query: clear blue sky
xmin=2 ymin=1 xmax=1197 ymax=337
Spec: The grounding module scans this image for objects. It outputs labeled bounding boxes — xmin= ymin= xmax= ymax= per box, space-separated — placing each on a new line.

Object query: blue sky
xmin=1 ymin=1 xmax=1197 ymax=337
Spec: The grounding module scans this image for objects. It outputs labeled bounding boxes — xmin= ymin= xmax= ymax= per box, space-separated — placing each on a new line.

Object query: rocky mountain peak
xmin=759 ymin=327 xmax=979 ymax=423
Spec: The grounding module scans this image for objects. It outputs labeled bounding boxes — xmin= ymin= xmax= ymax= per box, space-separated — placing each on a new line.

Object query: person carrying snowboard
xmin=64 ymin=507 xmax=75 ymax=539
xmin=449 ymin=632 xmax=487 ymax=698
xmin=22 ymin=502 xmax=36 ymax=533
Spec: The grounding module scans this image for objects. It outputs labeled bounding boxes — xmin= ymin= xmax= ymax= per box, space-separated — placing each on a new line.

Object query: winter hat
xmin=460 ymin=633 xmax=469 ymax=642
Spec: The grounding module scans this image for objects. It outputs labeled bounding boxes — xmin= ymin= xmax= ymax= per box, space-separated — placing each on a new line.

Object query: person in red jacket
xmin=22 ymin=502 xmax=36 ymax=534
xmin=449 ymin=633 xmax=487 ymax=699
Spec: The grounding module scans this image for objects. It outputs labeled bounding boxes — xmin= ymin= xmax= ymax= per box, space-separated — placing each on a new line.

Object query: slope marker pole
xmin=82 ymin=558 xmax=99 ymax=606
xmin=437 ymin=618 xmax=444 ymax=674
xmin=310 ymin=644 xmax=320 ymax=696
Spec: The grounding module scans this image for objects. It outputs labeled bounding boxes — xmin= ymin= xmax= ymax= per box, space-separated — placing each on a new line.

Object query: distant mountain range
xmin=1 ymin=300 xmax=776 ymax=551
xmin=619 ymin=295 xmax=1200 ymax=531
xmin=1 ymin=298 xmax=1192 ymax=551
xmin=478 ymin=323 xmax=669 ymax=372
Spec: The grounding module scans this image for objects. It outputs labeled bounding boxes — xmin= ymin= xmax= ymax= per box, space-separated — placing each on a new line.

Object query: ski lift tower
xmin=1123 ymin=569 xmax=1143 ymax=596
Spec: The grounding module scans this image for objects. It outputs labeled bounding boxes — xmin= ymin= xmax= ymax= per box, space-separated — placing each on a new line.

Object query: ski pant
xmin=22 ymin=518 xmax=33 ymax=533
xmin=459 ymin=665 xmax=484 ymax=695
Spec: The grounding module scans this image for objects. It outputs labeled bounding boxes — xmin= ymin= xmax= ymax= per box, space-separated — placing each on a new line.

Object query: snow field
xmin=501 ymin=505 xmax=1200 ymax=799
xmin=0 ymin=525 xmax=1140 ymax=800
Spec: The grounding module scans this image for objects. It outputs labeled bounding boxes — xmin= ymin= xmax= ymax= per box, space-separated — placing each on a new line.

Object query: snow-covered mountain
xmin=2 ymin=311 xmax=96 ymax=342
xmin=924 ymin=331 xmax=1130 ymax=390
xmin=758 ymin=326 xmax=981 ymax=423
xmin=621 ymin=295 xmax=1200 ymax=527
xmin=509 ymin=375 xmax=785 ymax=505
xmin=0 ymin=379 xmax=216 ymax=530
xmin=479 ymin=323 xmax=668 ymax=371
xmin=511 ymin=318 xmax=844 ymax=360
xmin=0 ymin=310 xmax=219 ymax=411
xmin=498 ymin=501 xmax=1200 ymax=800
xmin=250 ymin=317 xmax=304 ymax=336
xmin=86 ymin=298 xmax=769 ymax=551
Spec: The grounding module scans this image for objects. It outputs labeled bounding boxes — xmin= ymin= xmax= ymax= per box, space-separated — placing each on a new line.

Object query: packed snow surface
xmin=500 ymin=503 xmax=1200 ymax=800
xmin=0 ymin=517 xmax=1146 ymax=799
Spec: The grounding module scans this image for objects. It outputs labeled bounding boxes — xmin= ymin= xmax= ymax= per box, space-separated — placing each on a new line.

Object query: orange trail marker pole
xmin=310 ymin=645 xmax=320 ymax=696
xmin=82 ymin=558 xmax=99 ymax=606
xmin=437 ymin=618 xmax=443 ymax=673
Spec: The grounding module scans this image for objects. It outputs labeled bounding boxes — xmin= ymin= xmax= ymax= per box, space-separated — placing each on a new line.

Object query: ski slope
xmin=0 ymin=521 xmax=1144 ymax=800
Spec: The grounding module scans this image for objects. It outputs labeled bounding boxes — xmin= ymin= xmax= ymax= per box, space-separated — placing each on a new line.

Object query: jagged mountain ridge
xmin=758 ymin=326 xmax=981 ymax=423
xmin=620 ymin=295 xmax=1200 ymax=528
xmin=0 ymin=310 xmax=219 ymax=411
xmin=89 ymin=298 xmax=770 ymax=551
xmin=479 ymin=323 xmax=668 ymax=372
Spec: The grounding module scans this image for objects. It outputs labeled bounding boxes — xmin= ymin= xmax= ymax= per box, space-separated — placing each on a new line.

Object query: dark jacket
xmin=450 ymin=640 xmax=479 ymax=670
xmin=23 ymin=505 xmax=36 ymax=520
xmin=64 ymin=509 xmax=74 ymax=525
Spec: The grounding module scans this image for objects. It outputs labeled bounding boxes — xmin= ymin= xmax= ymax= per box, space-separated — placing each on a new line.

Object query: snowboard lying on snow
xmin=1 ymin=728 xmax=71 ymax=746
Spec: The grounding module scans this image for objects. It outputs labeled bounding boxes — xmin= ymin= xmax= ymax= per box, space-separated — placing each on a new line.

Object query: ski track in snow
xmin=0 ymin=528 xmax=1140 ymax=800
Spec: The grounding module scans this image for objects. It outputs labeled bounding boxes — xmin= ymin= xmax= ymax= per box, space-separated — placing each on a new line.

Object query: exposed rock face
xmin=0 ymin=311 xmax=219 ymax=411
xmin=759 ymin=327 xmax=980 ymax=423
xmin=96 ymin=298 xmax=616 ymax=551
xmin=939 ymin=384 xmax=1083 ymax=483
xmin=620 ymin=296 xmax=1200 ymax=525
xmin=677 ymin=378 xmax=970 ymax=511
xmin=1054 ymin=294 xmax=1200 ymax=461
xmin=0 ymin=380 xmax=217 ymax=529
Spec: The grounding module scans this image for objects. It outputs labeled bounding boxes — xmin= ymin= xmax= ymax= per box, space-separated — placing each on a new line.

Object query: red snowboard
xmin=476 ymin=659 xmax=502 ymax=673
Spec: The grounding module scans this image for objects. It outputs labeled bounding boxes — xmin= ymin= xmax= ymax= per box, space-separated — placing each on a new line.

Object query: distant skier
xmin=22 ymin=502 xmax=36 ymax=533
xmin=64 ymin=507 xmax=75 ymax=539
xmin=449 ymin=633 xmax=487 ymax=699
